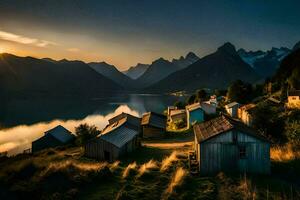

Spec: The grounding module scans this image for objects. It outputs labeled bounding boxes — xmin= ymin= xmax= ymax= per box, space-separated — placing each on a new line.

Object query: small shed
xmin=169 ymin=109 xmax=187 ymax=122
xmin=287 ymin=90 xmax=300 ymax=109
xmin=238 ymin=104 xmax=256 ymax=126
xmin=32 ymin=125 xmax=74 ymax=153
xmin=141 ymin=112 xmax=166 ymax=138
xmin=225 ymin=102 xmax=239 ymax=118
xmin=201 ymin=101 xmax=217 ymax=115
xmin=193 ymin=115 xmax=270 ymax=175
xmin=186 ymin=103 xmax=204 ymax=128
xmin=85 ymin=117 xmax=140 ymax=161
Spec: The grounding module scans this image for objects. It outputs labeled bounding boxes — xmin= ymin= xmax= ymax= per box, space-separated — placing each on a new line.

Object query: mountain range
xmin=88 ymin=62 xmax=135 ymax=88
xmin=1 ymin=40 xmax=299 ymax=98
xmin=146 ymin=43 xmax=260 ymax=92
xmin=0 ymin=54 xmax=122 ymax=98
xmin=238 ymin=47 xmax=291 ymax=78
xmin=123 ymin=63 xmax=149 ymax=79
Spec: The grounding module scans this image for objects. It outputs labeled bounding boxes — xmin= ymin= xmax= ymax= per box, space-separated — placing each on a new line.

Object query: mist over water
xmin=0 ymin=105 xmax=139 ymax=155
xmin=0 ymin=94 xmax=183 ymax=155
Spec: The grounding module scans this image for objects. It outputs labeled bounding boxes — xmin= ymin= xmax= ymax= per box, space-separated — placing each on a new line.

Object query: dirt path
xmin=142 ymin=141 xmax=193 ymax=149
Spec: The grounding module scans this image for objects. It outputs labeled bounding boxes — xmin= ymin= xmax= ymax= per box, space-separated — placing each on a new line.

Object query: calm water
xmin=0 ymin=94 xmax=183 ymax=155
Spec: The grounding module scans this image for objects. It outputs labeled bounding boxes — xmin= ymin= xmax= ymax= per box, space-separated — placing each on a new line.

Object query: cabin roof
xmin=99 ymin=118 xmax=138 ymax=148
xmin=289 ymin=90 xmax=300 ymax=97
xmin=193 ymin=115 xmax=269 ymax=143
xmin=170 ymin=109 xmax=186 ymax=116
xmin=225 ymin=102 xmax=239 ymax=108
xmin=108 ymin=112 xmax=141 ymax=128
xmin=44 ymin=125 xmax=74 ymax=143
xmin=141 ymin=112 xmax=166 ymax=129
xmin=186 ymin=102 xmax=201 ymax=112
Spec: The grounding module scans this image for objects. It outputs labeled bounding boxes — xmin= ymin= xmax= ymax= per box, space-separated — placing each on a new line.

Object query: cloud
xmin=0 ymin=30 xmax=57 ymax=47
xmin=67 ymin=48 xmax=80 ymax=52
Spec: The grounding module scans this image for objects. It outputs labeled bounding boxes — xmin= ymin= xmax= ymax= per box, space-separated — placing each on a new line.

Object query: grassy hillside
xmin=0 ymin=135 xmax=299 ymax=200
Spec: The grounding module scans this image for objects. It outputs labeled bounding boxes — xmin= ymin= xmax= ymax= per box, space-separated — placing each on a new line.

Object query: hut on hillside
xmin=168 ymin=109 xmax=187 ymax=122
xmin=186 ymin=103 xmax=204 ymax=128
xmin=141 ymin=112 xmax=167 ymax=138
xmin=32 ymin=125 xmax=74 ymax=153
xmin=85 ymin=117 xmax=140 ymax=161
xmin=287 ymin=90 xmax=300 ymax=109
xmin=225 ymin=102 xmax=239 ymax=118
xmin=200 ymin=101 xmax=217 ymax=115
xmin=193 ymin=115 xmax=270 ymax=175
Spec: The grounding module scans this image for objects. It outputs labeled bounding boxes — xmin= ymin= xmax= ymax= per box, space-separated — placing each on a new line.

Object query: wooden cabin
xmin=141 ymin=112 xmax=167 ymax=138
xmin=238 ymin=104 xmax=256 ymax=126
xmin=225 ymin=102 xmax=239 ymax=118
xmin=186 ymin=103 xmax=204 ymax=128
xmin=169 ymin=109 xmax=187 ymax=122
xmin=287 ymin=90 xmax=300 ymax=109
xmin=85 ymin=118 xmax=140 ymax=162
xmin=193 ymin=115 xmax=270 ymax=175
xmin=200 ymin=101 xmax=217 ymax=115
xmin=32 ymin=125 xmax=74 ymax=153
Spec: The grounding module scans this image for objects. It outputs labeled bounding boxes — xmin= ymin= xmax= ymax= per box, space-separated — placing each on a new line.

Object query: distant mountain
xmin=293 ymin=41 xmax=300 ymax=51
xmin=123 ymin=63 xmax=149 ymax=79
xmin=0 ymin=53 xmax=122 ymax=98
xmin=238 ymin=47 xmax=291 ymax=78
xmin=88 ymin=62 xmax=135 ymax=88
xmin=136 ymin=57 xmax=181 ymax=88
xmin=273 ymin=48 xmax=300 ymax=89
xmin=172 ymin=52 xmax=199 ymax=69
xmin=146 ymin=43 xmax=260 ymax=92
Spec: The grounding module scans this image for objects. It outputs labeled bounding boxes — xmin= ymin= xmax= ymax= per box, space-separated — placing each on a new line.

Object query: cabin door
xmin=104 ymin=151 xmax=110 ymax=161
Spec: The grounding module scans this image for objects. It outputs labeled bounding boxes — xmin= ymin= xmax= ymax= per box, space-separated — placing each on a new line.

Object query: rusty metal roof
xmin=193 ymin=115 xmax=269 ymax=143
xmin=98 ymin=117 xmax=139 ymax=148
xmin=141 ymin=112 xmax=166 ymax=129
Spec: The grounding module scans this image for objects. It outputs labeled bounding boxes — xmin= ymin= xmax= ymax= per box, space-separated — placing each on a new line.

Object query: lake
xmin=0 ymin=94 xmax=184 ymax=155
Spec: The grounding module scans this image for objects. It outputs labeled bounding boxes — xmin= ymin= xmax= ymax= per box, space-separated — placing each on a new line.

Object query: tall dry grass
xmin=162 ymin=167 xmax=187 ymax=199
xmin=122 ymin=162 xmax=137 ymax=179
xmin=136 ymin=159 xmax=159 ymax=178
xmin=40 ymin=160 xmax=107 ymax=177
xmin=109 ymin=161 xmax=120 ymax=171
xmin=160 ymin=151 xmax=178 ymax=172
xmin=271 ymin=144 xmax=300 ymax=161
xmin=238 ymin=174 xmax=257 ymax=200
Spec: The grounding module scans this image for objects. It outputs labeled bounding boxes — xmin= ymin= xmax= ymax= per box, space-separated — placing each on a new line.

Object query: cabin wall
xmin=226 ymin=106 xmax=238 ymax=118
xmin=201 ymin=103 xmax=216 ymax=115
xmin=85 ymin=139 xmax=120 ymax=162
xmin=188 ymin=109 xmax=204 ymax=127
xmin=119 ymin=135 xmax=139 ymax=156
xmin=142 ymin=126 xmax=164 ymax=138
xmin=197 ymin=131 xmax=270 ymax=175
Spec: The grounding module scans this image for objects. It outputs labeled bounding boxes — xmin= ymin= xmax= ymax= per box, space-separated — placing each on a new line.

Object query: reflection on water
xmin=0 ymin=94 xmax=183 ymax=155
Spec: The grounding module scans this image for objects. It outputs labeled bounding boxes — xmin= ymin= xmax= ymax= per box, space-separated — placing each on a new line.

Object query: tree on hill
xmin=196 ymin=89 xmax=207 ymax=102
xmin=75 ymin=124 xmax=100 ymax=146
xmin=226 ymin=80 xmax=253 ymax=104
xmin=272 ymin=48 xmax=300 ymax=90
xmin=251 ymin=102 xmax=285 ymax=142
xmin=174 ymin=101 xmax=186 ymax=109
xmin=186 ymin=94 xmax=197 ymax=105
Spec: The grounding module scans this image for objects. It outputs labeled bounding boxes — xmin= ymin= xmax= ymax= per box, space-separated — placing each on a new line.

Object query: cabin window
xmin=239 ymin=145 xmax=246 ymax=159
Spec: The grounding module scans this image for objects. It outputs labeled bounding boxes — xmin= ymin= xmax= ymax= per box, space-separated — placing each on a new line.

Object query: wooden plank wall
xmin=197 ymin=130 xmax=270 ymax=175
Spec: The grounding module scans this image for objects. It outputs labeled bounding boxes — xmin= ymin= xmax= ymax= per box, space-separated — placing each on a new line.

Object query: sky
xmin=0 ymin=0 xmax=299 ymax=70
